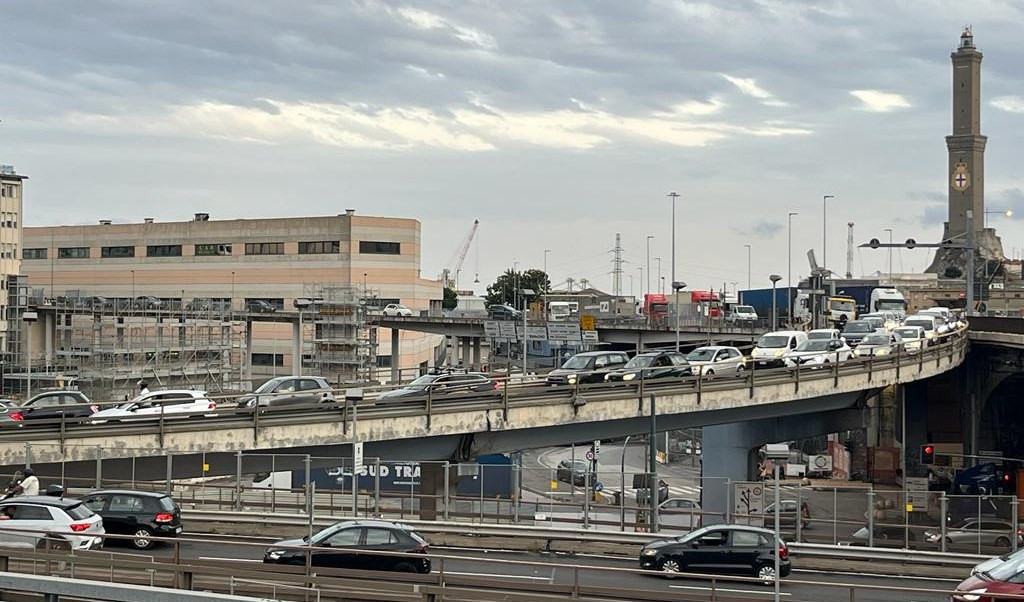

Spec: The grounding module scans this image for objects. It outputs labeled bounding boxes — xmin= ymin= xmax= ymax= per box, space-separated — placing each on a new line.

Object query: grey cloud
xmin=739 ymin=221 xmax=785 ymax=239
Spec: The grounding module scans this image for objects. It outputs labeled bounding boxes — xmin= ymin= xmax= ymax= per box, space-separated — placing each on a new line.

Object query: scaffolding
xmin=304 ymin=284 xmax=377 ymax=384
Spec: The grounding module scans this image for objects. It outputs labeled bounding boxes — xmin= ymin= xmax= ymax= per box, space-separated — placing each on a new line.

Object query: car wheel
xmin=996 ymin=536 xmax=1011 ymax=548
xmin=756 ymin=564 xmax=777 ymax=585
xmin=132 ymin=528 xmax=155 ymax=550
xmin=704 ymin=369 xmax=715 ymax=381
xmin=736 ymin=365 xmax=746 ymax=376
xmin=393 ymin=561 xmax=418 ymax=573
xmin=658 ymin=557 xmax=682 ymax=575
xmin=36 ymin=536 xmax=71 ymax=552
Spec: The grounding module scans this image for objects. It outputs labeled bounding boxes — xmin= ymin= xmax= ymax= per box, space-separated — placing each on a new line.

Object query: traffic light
xmin=920 ymin=444 xmax=936 ymax=465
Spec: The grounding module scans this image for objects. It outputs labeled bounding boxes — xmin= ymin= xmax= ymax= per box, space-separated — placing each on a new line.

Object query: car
xmin=860 ymin=315 xmax=886 ymax=332
xmin=852 ymin=332 xmax=903 ymax=358
xmin=186 ymin=298 xmax=232 ymax=312
xmin=726 ymin=305 xmax=758 ymax=325
xmin=658 ymin=498 xmax=702 ymax=530
xmin=924 ymin=517 xmax=1020 ymax=550
xmin=751 ymin=331 xmax=807 ymax=368
xmin=850 ymin=523 xmax=919 ymax=545
xmin=683 ymin=346 xmax=745 ymax=379
xmin=761 ymin=500 xmax=811 ymax=529
xmin=972 ymin=546 xmax=1024 ymax=576
xmin=547 ymin=351 xmax=629 ymax=386
xmin=806 ymin=328 xmax=841 ymax=341
xmin=0 ymin=496 xmax=104 ymax=551
xmin=246 ymin=299 xmax=278 ymax=313
xmin=238 ymin=376 xmax=336 ymax=409
xmin=840 ymin=320 xmax=876 ymax=347
xmin=263 ymin=520 xmax=431 ymax=573
xmin=784 ymin=338 xmax=852 ymax=367
xmin=486 ymin=303 xmax=522 ymax=320
xmin=0 ymin=390 xmax=97 ymax=428
xmin=605 ymin=351 xmax=691 ymax=382
xmin=555 ymin=459 xmax=597 ymax=486
xmin=90 ymin=389 xmax=216 ymax=422
xmin=81 ymin=489 xmax=182 ymax=550
xmin=382 ymin=303 xmax=414 ymax=317
xmin=861 ymin=312 xmax=900 ymax=331
xmin=639 ymin=524 xmax=791 ymax=584
xmin=893 ymin=325 xmax=926 ymax=353
xmin=377 ymin=372 xmax=497 ymax=402
xmin=916 ymin=310 xmax=955 ymax=335
xmin=132 ymin=295 xmax=164 ymax=310
xmin=953 ymin=554 xmax=1024 ymax=601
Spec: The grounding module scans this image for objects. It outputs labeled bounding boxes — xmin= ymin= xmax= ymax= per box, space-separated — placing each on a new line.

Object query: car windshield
xmin=844 ymin=322 xmax=873 ymax=333
xmin=905 ymin=319 xmax=934 ymax=331
xmin=625 ymin=355 xmax=657 ymax=368
xmin=807 ymin=331 xmax=834 ymax=340
xmin=406 ymin=374 xmax=440 ymax=391
xmin=65 ymin=503 xmax=94 ymax=520
xmin=985 ymin=556 xmax=1024 ymax=582
xmin=756 ymin=335 xmax=790 ymax=349
xmin=254 ymin=380 xmax=283 ymax=394
xmin=158 ymin=496 xmax=177 ymax=512
xmin=862 ymin=334 xmax=890 ymax=345
xmin=894 ymin=328 xmax=919 ymax=339
xmin=830 ymin=299 xmax=855 ymax=312
xmin=735 ymin=306 xmax=754 ymax=314
xmin=796 ymin=340 xmax=832 ymax=352
xmin=561 ymin=356 xmax=592 ymax=370
xmin=876 ymin=300 xmax=906 ymax=311
xmin=685 ymin=349 xmax=717 ymax=362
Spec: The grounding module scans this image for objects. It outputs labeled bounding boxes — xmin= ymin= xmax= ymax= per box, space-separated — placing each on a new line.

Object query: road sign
xmin=580 ymin=314 xmax=596 ymax=331
xmin=526 ymin=325 xmax=548 ymax=341
xmin=906 ymin=476 xmax=929 ymax=511
xmin=585 ymin=450 xmax=595 ymax=462
xmin=547 ymin=323 xmax=582 ymax=342
xmin=498 ymin=322 xmax=518 ymax=338
xmin=353 ymin=442 xmax=364 ymax=471
xmin=594 ymin=482 xmax=604 ymax=492
xmin=483 ymin=321 xmax=501 ymax=339
xmin=733 ymin=482 xmax=764 ymax=526
xmin=582 ymin=330 xmax=599 ymax=343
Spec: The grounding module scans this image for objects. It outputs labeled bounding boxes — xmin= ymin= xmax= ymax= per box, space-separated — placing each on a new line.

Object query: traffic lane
xmin=120 ymin=538 xmax=956 ymax=602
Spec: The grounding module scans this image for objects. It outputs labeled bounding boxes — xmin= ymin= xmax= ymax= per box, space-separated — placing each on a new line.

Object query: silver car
xmin=685 ymin=346 xmax=745 ymax=379
xmin=0 ymin=496 xmax=104 ymax=550
xmin=924 ymin=517 xmax=1020 ymax=550
xmin=238 ymin=376 xmax=337 ymax=408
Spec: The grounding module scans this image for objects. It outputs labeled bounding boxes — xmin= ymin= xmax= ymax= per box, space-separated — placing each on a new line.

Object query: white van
xmin=903 ymin=314 xmax=939 ymax=344
xmin=752 ymin=330 xmax=809 ymax=368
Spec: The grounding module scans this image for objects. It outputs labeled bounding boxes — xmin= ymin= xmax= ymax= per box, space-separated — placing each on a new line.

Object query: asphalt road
xmin=97 ymin=534 xmax=962 ymax=602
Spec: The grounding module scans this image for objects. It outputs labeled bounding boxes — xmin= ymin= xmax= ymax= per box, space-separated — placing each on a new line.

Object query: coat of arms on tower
xmin=952 ymin=162 xmax=971 ymax=192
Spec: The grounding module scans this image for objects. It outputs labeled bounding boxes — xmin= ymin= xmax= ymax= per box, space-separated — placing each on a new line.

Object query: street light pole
xmin=646 ymin=236 xmax=654 ymax=298
xmin=744 ymin=245 xmax=751 ymax=291
xmin=544 ymin=249 xmax=551 ymax=276
xmin=884 ymin=229 xmax=893 ymax=282
xmin=668 ymin=192 xmax=679 ymax=349
xmin=770 ymin=275 xmax=782 ymax=331
xmin=655 ymin=258 xmax=662 ymax=293
xmin=822 ymin=195 xmax=835 ymax=275
xmin=788 ymin=213 xmax=798 ymax=323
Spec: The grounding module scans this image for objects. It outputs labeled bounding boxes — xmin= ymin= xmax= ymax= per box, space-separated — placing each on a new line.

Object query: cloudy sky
xmin=4 ymin=0 xmax=1024 ymax=296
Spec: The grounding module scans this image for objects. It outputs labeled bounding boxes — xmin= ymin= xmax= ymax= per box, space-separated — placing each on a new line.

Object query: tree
xmin=484 ymin=269 xmax=550 ymax=308
xmin=442 ymin=286 xmax=458 ymax=310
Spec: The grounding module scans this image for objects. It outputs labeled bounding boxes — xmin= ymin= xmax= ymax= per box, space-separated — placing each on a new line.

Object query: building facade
xmin=0 ymin=165 xmax=25 ymax=362
xmin=22 ymin=210 xmax=443 ymax=382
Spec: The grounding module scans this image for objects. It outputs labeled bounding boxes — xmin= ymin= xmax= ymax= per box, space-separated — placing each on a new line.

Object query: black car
xmin=82 ymin=489 xmax=182 ymax=550
xmin=247 ymin=299 xmax=278 ymax=313
xmin=546 ymin=351 xmax=629 ymax=386
xmin=2 ymin=390 xmax=97 ymax=427
xmin=487 ymin=303 xmax=522 ymax=320
xmin=841 ymin=320 xmax=876 ymax=347
xmin=377 ymin=372 xmax=497 ymax=403
xmin=605 ymin=351 xmax=690 ymax=383
xmin=640 ymin=525 xmax=791 ymax=584
xmin=264 ymin=520 xmax=431 ymax=573
xmin=132 ymin=296 xmax=164 ymax=310
xmin=555 ymin=459 xmax=597 ymax=486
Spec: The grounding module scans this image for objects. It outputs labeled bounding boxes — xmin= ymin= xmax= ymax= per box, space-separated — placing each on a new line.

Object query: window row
xmin=1 ymin=212 xmax=17 ymax=228
xmin=25 ymin=239 xmax=399 ymax=259
xmin=0 ymin=184 xmax=17 ymax=198
xmin=0 ymin=243 xmax=17 ymax=259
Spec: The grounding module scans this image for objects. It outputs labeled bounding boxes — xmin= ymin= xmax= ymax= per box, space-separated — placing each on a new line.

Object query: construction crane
xmin=441 ymin=219 xmax=479 ymax=290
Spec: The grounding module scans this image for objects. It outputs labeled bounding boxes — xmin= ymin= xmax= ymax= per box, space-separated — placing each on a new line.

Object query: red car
xmin=953 ymin=558 xmax=1024 ymax=601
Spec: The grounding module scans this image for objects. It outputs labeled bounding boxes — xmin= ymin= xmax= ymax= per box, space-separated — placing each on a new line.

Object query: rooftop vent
xmin=194 ymin=213 xmax=210 ymax=222
xmin=345 ymin=209 xmax=355 ymax=216
xmin=98 ymin=219 xmax=112 ymax=226
xmin=143 ymin=217 xmax=154 ymax=224
xmin=0 ymin=165 xmax=14 ymax=176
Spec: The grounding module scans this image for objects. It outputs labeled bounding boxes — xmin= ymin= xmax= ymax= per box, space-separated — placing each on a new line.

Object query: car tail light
xmin=207 ymin=402 xmax=216 ymax=410
xmin=413 ymin=543 xmax=429 ymax=553
xmin=9 ymin=412 xmax=22 ymax=421
xmin=89 ymin=405 xmax=99 ymax=413
xmin=155 ymin=513 xmax=174 ymax=523
xmin=69 ymin=522 xmax=91 ymax=532
xmin=778 ymin=545 xmax=789 ymax=560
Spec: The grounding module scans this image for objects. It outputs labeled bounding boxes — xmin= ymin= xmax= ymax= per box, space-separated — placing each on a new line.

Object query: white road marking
xmin=446 ymin=571 xmax=552 ymax=581
xmin=669 ymin=584 xmax=791 ymax=596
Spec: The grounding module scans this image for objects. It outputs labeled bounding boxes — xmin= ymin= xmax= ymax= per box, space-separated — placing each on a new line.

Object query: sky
xmin=4 ymin=0 xmax=1024 ymax=297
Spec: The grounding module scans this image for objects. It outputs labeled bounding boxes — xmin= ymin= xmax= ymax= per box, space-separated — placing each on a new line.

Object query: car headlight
xmin=267 ymin=550 xmax=285 ymax=559
xmin=642 ymin=548 xmax=657 ymax=556
xmin=566 ymin=375 xmax=577 ymax=383
xmin=876 ymin=348 xmax=889 ymax=356
xmin=960 ymin=589 xmax=987 ymax=602
xmin=774 ymin=349 xmax=784 ymax=357
xmin=622 ymin=373 xmax=636 ymax=381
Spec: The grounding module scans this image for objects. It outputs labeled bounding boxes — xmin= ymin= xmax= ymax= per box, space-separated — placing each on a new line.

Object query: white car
xmin=726 ymin=305 xmax=758 ymax=324
xmin=751 ymin=331 xmax=808 ymax=368
xmin=382 ymin=304 xmax=413 ymax=317
xmin=916 ymin=310 xmax=954 ymax=335
xmin=0 ymin=496 xmax=104 ymax=551
xmin=852 ymin=332 xmax=903 ymax=357
xmin=807 ymin=328 xmax=841 ymax=341
xmin=861 ymin=312 xmax=900 ymax=331
xmin=903 ymin=314 xmax=940 ymax=344
xmin=90 ymin=390 xmax=215 ymax=423
xmin=684 ymin=346 xmax=746 ymax=378
xmin=784 ymin=338 xmax=853 ymax=367
xmin=893 ymin=325 xmax=926 ymax=353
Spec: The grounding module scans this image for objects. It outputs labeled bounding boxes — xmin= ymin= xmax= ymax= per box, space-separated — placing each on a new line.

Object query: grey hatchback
xmin=238 ymin=376 xmax=336 ymax=409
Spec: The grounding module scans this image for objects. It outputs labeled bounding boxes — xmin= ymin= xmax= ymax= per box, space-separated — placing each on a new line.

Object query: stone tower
xmin=945 ymin=27 xmax=986 ymax=239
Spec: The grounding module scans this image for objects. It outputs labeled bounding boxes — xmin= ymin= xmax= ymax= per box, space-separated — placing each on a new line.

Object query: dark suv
xmin=605 ymin=351 xmax=690 ymax=382
xmin=264 ymin=520 xmax=431 ymax=572
xmin=640 ymin=525 xmax=791 ymax=584
xmin=546 ymin=351 xmax=629 ymax=386
xmin=82 ymin=489 xmax=182 ymax=550
xmin=841 ymin=320 xmax=876 ymax=347
xmin=487 ymin=304 xmax=522 ymax=320
xmin=2 ymin=390 xmax=97 ymax=427
xmin=556 ymin=459 xmax=597 ymax=486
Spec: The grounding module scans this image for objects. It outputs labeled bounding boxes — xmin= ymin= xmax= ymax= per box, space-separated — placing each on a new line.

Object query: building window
xmin=245 ymin=297 xmax=285 ymax=311
xmin=0 ymin=184 xmax=16 ymax=198
xmin=365 ymin=297 xmax=401 ymax=308
xmin=101 ymin=246 xmax=135 ymax=258
xmin=58 ymin=247 xmax=90 ymax=259
xmin=252 ymin=353 xmax=285 ymax=367
xmin=376 ymin=355 xmax=393 ymax=368
xmin=147 ymin=245 xmax=182 ymax=257
xmin=195 ymin=243 xmax=233 ymax=256
xmin=359 ymin=241 xmax=400 ymax=255
xmin=23 ymin=248 xmax=46 ymax=260
xmin=245 ymin=242 xmax=284 ymax=255
xmin=299 ymin=241 xmax=340 ymax=254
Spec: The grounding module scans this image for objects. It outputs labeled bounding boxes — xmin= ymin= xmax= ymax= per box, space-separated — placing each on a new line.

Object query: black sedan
xmin=264 ymin=520 xmax=431 ymax=573
xmin=1 ymin=390 xmax=97 ymax=428
xmin=377 ymin=373 xmax=497 ymax=403
xmin=640 ymin=525 xmax=791 ymax=584
xmin=604 ymin=351 xmax=690 ymax=383
xmin=486 ymin=304 xmax=522 ymax=320
xmin=82 ymin=489 xmax=182 ymax=550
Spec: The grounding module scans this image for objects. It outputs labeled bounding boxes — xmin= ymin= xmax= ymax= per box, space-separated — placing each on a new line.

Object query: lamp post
xmin=655 ymin=258 xmax=662 ymax=293
xmin=744 ymin=245 xmax=751 ymax=291
xmin=23 ymin=311 xmax=38 ymax=399
xmin=788 ymin=212 xmax=798 ymax=322
xmin=660 ymin=276 xmax=665 ymax=294
xmin=822 ymin=195 xmax=835 ymax=275
xmin=294 ymin=298 xmax=313 ymax=378
xmin=520 ymin=288 xmax=535 ymax=377
xmin=672 ymin=281 xmax=687 ymax=349
xmin=646 ymin=236 xmax=654 ymax=298
xmin=770 ymin=275 xmax=782 ymax=331
xmin=984 ymin=209 xmax=1014 ymax=228
xmin=668 ymin=192 xmax=679 ymax=348
xmin=543 ymin=250 xmax=551 ymax=277
xmin=884 ymin=229 xmax=893 ymax=282
xmin=231 ymin=271 xmax=236 ymax=310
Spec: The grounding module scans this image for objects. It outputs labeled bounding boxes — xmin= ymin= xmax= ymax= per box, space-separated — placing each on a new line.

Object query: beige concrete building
xmin=22 ymin=211 xmax=443 ymax=382
xmin=0 ymin=164 xmax=25 ymax=358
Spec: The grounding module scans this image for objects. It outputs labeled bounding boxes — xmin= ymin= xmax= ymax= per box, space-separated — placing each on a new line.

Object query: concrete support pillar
xmin=291 ymin=319 xmax=301 ymax=377
xmin=904 ymin=380 xmax=931 ymax=477
xmin=43 ymin=312 xmax=54 ymax=368
xmin=244 ymin=321 xmax=254 ymax=388
xmin=701 ymin=422 xmax=760 ymax=523
xmin=418 ymin=461 xmax=447 ymax=521
xmin=472 ymin=337 xmax=482 ymax=371
xmin=391 ymin=328 xmax=400 ymax=384
xmin=462 ymin=337 xmax=471 ymax=368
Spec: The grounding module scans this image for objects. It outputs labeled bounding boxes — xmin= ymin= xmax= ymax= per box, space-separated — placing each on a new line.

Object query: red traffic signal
xmin=920 ymin=445 xmax=936 ymax=465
